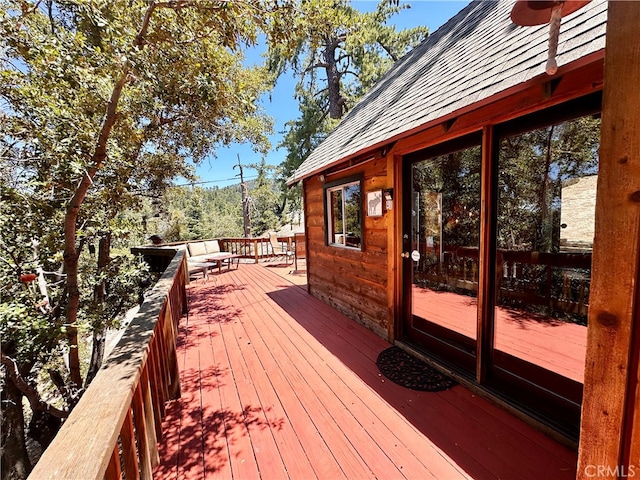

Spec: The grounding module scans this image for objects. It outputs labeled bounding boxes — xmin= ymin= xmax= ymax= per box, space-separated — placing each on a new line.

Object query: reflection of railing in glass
xmin=413 ymin=245 xmax=590 ymax=324
xmin=496 ymin=115 xmax=600 ymax=327
xmin=413 ymin=245 xmax=479 ymax=296
xmin=411 ymin=145 xmax=481 ymax=299
xmin=497 ymin=250 xmax=591 ymax=324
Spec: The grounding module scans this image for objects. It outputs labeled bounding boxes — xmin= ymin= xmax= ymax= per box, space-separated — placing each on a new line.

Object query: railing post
xmin=120 ymin=409 xmax=140 ymax=480
xmin=105 ymin=446 xmax=122 ymax=480
xmin=132 ymin=381 xmax=154 ymax=479
xmin=161 ymin=300 xmax=181 ymax=400
xmin=148 ymin=338 xmax=165 ymax=438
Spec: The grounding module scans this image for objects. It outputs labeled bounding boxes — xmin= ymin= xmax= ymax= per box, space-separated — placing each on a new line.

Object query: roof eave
xmin=289 ymin=48 xmax=605 ymax=186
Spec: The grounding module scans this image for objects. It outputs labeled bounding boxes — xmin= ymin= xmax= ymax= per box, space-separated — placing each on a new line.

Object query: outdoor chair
xmin=268 ymin=232 xmax=294 ymax=264
xmin=294 ymin=232 xmax=306 ymax=273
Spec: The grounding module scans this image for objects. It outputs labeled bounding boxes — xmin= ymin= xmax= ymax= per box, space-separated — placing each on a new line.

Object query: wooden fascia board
xmin=304 ymin=150 xmax=389 ymax=181
xmin=394 ymin=52 xmax=604 ymax=156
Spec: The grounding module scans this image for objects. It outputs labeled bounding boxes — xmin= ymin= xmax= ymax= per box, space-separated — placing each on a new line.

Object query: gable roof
xmin=289 ymin=0 xmax=607 ymax=184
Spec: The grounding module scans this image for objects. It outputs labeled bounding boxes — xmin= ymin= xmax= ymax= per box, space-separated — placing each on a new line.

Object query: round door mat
xmin=376 ymin=347 xmax=457 ymax=392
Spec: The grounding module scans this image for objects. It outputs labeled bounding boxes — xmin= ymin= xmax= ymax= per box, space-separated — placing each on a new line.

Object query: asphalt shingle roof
xmin=289 ymin=0 xmax=607 ymax=184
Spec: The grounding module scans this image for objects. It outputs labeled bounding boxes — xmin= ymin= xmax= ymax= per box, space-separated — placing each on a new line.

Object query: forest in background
xmin=149 ymin=168 xmax=303 ymax=243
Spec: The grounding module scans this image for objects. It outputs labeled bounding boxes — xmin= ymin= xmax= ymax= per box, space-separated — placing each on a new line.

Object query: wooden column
xmin=476 ymin=125 xmax=495 ymax=383
xmin=387 ymin=151 xmax=403 ymax=342
xmin=577 ymin=2 xmax=640 ymax=479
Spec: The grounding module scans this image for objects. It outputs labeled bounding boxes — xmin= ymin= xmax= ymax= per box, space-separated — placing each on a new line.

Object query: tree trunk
xmin=85 ymin=233 xmax=111 ymax=386
xmin=27 ymin=410 xmax=62 ymax=456
xmin=63 ymin=238 xmax=83 ymax=387
xmin=539 ymin=125 xmax=555 ymax=251
xmin=85 ymin=328 xmax=105 ymax=386
xmin=241 ymin=182 xmax=251 ymax=237
xmin=61 ymin=0 xmax=161 ymax=388
xmin=324 ymin=38 xmax=343 ymax=120
xmin=1 ymin=377 xmax=31 ymax=480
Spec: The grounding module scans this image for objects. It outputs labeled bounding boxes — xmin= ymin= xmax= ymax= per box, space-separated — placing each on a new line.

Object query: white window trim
xmin=326 ymin=180 xmax=360 ymax=249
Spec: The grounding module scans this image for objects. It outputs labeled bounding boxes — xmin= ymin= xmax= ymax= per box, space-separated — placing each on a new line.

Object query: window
xmin=325 ymin=177 xmax=362 ymax=249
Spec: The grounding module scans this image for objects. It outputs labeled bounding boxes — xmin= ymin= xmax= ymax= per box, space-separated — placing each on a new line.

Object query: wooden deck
xmin=154 ymin=263 xmax=577 ymax=480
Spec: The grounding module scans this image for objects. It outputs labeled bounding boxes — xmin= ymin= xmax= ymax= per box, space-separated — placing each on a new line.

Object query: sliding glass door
xmin=490 ymin=114 xmax=600 ymax=434
xmin=403 ymin=135 xmax=481 ymax=374
xmin=401 ymin=97 xmax=601 ymax=437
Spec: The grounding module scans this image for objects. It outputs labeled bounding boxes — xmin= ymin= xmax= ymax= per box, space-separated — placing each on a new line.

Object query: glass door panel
xmin=493 ymin=115 xmax=600 ymax=432
xmin=405 ymin=145 xmax=481 ymax=373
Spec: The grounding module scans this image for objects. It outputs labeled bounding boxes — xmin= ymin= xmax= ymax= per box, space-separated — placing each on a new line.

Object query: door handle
xmin=401 ymin=252 xmax=410 ymax=258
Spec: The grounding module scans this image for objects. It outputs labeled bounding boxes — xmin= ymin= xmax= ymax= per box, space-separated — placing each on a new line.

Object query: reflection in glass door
xmin=492 ymin=115 xmax=600 ymax=432
xmin=404 ymin=143 xmax=481 ymax=373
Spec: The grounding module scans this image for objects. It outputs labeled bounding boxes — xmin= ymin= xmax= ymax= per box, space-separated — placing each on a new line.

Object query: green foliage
xmin=161 ymin=185 xmax=244 ymax=240
xmin=1 ymin=0 xmax=300 ymax=471
xmin=497 ymin=115 xmax=601 ymax=252
xmin=0 ymin=186 xmax=64 ymax=365
xmin=158 ymin=161 xmax=289 ymax=241
xmin=78 ymin=240 xmax=151 ymax=332
xmin=277 ymin=0 xmax=428 ymax=184
xmin=248 ymin=159 xmax=283 ymax=235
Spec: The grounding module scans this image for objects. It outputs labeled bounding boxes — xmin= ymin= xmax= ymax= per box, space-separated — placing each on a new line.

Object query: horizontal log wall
xmin=28 ymin=252 xmax=188 ymax=480
xmin=304 ymin=158 xmax=391 ymax=338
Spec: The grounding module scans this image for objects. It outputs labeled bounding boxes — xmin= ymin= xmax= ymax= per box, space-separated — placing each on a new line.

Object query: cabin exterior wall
xmin=303 ymin=57 xmax=606 ymax=342
xmin=304 ymin=157 xmax=391 ymax=338
xmin=301 ymin=57 xmax=608 ymax=442
xmin=297 ymin=1 xmax=639 ymax=475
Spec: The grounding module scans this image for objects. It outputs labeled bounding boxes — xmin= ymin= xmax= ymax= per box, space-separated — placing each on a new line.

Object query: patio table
xmin=206 ymin=253 xmax=241 ymax=273
xmin=188 ymin=262 xmax=217 ymax=281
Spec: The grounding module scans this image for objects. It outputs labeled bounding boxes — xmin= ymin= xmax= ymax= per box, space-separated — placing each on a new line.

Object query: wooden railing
xmin=219 ymin=236 xmax=296 ymax=262
xmin=132 ymin=236 xmax=297 ymax=271
xmin=497 ymin=249 xmax=591 ymax=316
xmin=219 ymin=237 xmax=272 ymax=262
xmin=29 ymin=251 xmax=189 ymax=479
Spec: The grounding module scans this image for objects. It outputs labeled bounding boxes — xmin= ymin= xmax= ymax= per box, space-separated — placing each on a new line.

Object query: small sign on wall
xmin=367 ymin=190 xmax=383 ymax=217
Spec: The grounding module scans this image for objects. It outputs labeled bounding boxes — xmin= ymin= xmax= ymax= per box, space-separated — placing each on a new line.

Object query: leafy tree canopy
xmin=0 ymin=0 xmax=298 ymax=476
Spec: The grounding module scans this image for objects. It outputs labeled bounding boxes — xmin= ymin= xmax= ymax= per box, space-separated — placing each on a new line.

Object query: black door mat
xmin=376 ymin=346 xmax=457 ymax=392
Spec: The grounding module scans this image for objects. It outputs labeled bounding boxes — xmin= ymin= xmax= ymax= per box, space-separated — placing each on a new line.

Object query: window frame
xmin=323 ymin=174 xmax=363 ymax=251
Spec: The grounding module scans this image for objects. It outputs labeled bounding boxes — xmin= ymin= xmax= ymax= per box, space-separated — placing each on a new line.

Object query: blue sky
xmin=189 ymin=0 xmax=472 ymax=188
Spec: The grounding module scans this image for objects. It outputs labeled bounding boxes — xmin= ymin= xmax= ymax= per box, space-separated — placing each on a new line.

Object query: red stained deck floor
xmin=154 ymin=263 xmax=577 ymax=480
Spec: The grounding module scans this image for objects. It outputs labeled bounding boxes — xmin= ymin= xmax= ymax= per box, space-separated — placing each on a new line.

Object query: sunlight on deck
xmin=154 ymin=263 xmax=576 ymax=480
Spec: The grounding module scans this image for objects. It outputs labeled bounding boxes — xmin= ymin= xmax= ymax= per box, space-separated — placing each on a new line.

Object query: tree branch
xmin=63 ymin=0 xmax=165 ymax=386
xmin=1 ymin=353 xmax=68 ymax=419
xmin=304 ymin=62 xmax=329 ymax=73
xmin=377 ymin=41 xmax=399 ymax=62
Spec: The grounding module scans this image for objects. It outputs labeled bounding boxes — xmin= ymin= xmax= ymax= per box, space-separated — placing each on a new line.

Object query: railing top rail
xmin=28 ymin=251 xmax=187 ymax=479
xmin=221 ymin=237 xmax=270 ymax=242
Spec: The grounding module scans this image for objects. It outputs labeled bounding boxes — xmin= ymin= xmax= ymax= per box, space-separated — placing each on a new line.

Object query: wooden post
xmin=477 ymin=125 xmax=495 ymax=383
xmin=132 ymin=383 xmax=153 ymax=479
xmin=120 ymin=409 xmax=140 ymax=480
xmin=148 ymin=340 xmax=165 ymax=437
xmin=577 ymin=2 xmax=640 ymax=478
xmin=387 ymin=150 xmax=401 ymax=342
xmin=105 ymin=446 xmax=122 ymax=480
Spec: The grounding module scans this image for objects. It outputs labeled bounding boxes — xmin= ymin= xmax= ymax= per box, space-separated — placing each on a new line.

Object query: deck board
xmin=154 ymin=263 xmax=577 ymax=480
